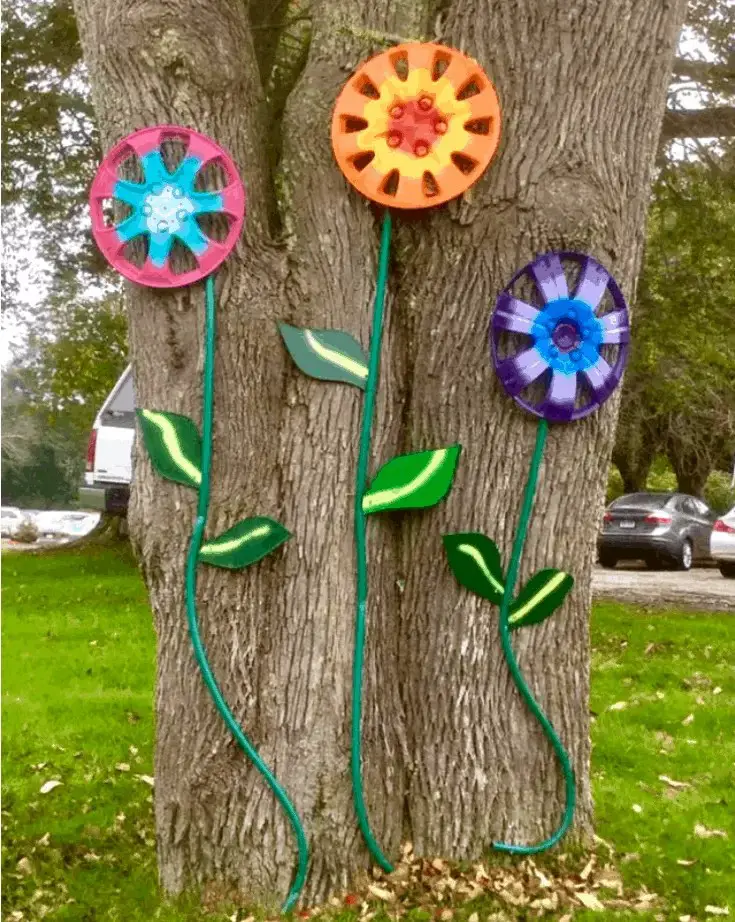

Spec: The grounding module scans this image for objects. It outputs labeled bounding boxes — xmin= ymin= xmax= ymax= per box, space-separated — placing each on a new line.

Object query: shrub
xmin=13 ymin=520 xmax=39 ymax=544
xmin=704 ymin=470 xmax=735 ymax=515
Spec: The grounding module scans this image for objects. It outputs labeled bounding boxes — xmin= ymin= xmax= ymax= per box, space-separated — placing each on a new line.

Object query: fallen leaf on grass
xmin=655 ymin=731 xmax=675 ymax=750
xmin=580 ymin=857 xmax=596 ymax=880
xmin=632 ymin=804 xmax=643 ymax=813
xmin=659 ymin=774 xmax=691 ymax=789
xmin=676 ymin=859 xmax=698 ymax=866
xmin=36 ymin=832 xmax=50 ymax=846
xmin=598 ymin=869 xmax=624 ymax=896
xmin=694 ymin=823 xmax=727 ymax=839
xmin=16 ymin=857 xmax=33 ymax=876
xmin=39 ymin=780 xmax=62 ymax=794
xmin=607 ymin=701 xmax=628 ymax=711
xmin=713 ymin=687 xmax=722 ymax=695
xmin=367 ymin=885 xmax=394 ymax=902
xmin=680 ymin=915 xmax=692 ymax=921
xmin=682 ymin=714 xmax=695 ymax=726
xmin=135 ymin=774 xmax=155 ymax=787
xmin=705 ymin=907 xmax=730 ymax=916
xmin=576 ymin=892 xmax=605 ymax=911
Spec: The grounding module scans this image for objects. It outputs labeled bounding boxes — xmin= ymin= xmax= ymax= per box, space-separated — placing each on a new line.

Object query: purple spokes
xmin=574 ymin=258 xmax=610 ymax=311
xmin=496 ymin=346 xmax=548 ymax=396
xmin=490 ymin=251 xmax=630 ymax=423
xmin=582 ymin=355 xmax=616 ymax=400
xmin=530 ymin=253 xmax=568 ymax=303
xmin=540 ymin=370 xmax=576 ymax=421
xmin=493 ymin=294 xmax=541 ymax=334
xmin=599 ymin=310 xmax=630 ymax=344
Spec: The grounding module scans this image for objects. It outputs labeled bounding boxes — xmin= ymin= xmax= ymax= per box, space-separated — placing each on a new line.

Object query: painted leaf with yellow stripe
xmin=442 ymin=532 xmax=505 ymax=605
xmin=362 ymin=444 xmax=461 ymax=515
xmin=508 ymin=569 xmax=574 ymax=629
xmin=199 ymin=516 xmax=291 ymax=569
xmin=137 ymin=409 xmax=202 ymax=490
xmin=279 ymin=323 xmax=368 ymax=389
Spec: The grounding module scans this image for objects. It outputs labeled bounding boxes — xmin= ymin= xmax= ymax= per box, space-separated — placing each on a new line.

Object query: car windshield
xmin=611 ymin=493 xmax=672 ymax=509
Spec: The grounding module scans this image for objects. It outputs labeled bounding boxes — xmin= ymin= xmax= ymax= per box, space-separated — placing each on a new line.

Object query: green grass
xmin=2 ymin=548 xmax=734 ymax=921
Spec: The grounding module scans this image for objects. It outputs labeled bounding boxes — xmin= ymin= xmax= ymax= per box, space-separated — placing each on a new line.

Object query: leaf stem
xmin=492 ymin=417 xmax=576 ymax=854
xmin=352 ymin=210 xmax=395 ymax=873
xmin=184 ymin=274 xmax=309 ymax=911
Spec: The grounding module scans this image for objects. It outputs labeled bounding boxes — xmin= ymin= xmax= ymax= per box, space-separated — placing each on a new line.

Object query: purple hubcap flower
xmin=490 ymin=252 xmax=630 ymax=422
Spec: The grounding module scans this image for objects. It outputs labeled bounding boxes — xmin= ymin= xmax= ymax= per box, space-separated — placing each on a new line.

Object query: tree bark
xmin=666 ymin=441 xmax=712 ymax=498
xmin=73 ymin=0 xmax=687 ymax=908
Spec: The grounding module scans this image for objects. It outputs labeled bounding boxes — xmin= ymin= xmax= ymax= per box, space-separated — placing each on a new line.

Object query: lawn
xmin=2 ymin=547 xmax=733 ymax=922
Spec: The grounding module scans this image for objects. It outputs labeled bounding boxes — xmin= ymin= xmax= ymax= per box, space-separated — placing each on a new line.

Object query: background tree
xmin=67 ymin=0 xmax=691 ymax=908
xmin=614 ymin=159 xmax=735 ymax=496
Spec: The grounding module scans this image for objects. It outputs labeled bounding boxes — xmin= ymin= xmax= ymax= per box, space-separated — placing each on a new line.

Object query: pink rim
xmin=89 ymin=125 xmax=246 ymax=288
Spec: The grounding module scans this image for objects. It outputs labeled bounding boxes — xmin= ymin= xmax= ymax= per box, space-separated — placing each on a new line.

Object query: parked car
xmin=57 ymin=512 xmax=101 ymax=537
xmin=598 ymin=492 xmax=716 ymax=571
xmin=710 ymin=506 xmax=735 ymax=578
xmin=79 ymin=366 xmax=134 ymax=513
xmin=1 ymin=506 xmax=31 ymax=538
xmin=32 ymin=511 xmax=67 ymax=538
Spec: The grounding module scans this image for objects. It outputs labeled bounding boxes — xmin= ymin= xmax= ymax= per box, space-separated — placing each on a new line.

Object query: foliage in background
xmin=607 ymin=457 xmax=734 ymax=514
xmin=614 ymin=156 xmax=735 ymax=496
xmin=1 ymin=285 xmax=127 ymax=508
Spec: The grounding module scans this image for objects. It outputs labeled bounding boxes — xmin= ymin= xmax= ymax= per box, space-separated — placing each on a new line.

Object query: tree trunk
xmin=73 ymin=0 xmax=686 ymax=908
xmin=613 ymin=441 xmax=656 ymax=494
xmin=667 ymin=441 xmax=711 ymax=497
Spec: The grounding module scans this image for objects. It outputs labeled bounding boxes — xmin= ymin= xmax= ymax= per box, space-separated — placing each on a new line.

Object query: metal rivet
xmin=418 ymin=96 xmax=433 ymax=111
xmin=390 ymin=105 xmax=404 ymax=118
xmin=435 ymin=120 xmax=448 ymax=134
xmin=414 ymin=142 xmax=429 ymax=157
xmin=387 ymin=132 xmax=402 ymax=148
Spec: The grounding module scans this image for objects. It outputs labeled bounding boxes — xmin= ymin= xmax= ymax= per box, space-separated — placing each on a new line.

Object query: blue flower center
xmin=141 ymin=183 xmax=194 ymax=236
xmin=532 ymin=298 xmax=603 ymax=374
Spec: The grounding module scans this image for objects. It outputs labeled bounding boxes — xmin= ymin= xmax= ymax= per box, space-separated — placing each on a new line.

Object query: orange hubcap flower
xmin=331 ymin=42 xmax=501 ymax=209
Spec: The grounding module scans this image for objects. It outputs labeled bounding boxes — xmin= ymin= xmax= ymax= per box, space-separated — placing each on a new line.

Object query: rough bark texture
xmin=73 ymin=0 xmax=686 ymax=908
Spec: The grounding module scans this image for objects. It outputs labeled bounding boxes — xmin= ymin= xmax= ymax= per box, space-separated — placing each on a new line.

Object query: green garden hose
xmin=184 ymin=274 xmax=309 ymax=910
xmin=492 ymin=417 xmax=576 ymax=854
xmin=351 ymin=211 xmax=395 ymax=873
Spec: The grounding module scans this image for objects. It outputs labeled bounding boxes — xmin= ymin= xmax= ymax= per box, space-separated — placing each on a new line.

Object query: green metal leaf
xmin=137 ymin=409 xmax=202 ymax=490
xmin=362 ymin=444 xmax=461 ymax=515
xmin=443 ymin=532 xmax=505 ymax=604
xmin=199 ymin=516 xmax=291 ymax=569
xmin=508 ymin=568 xmax=574 ymax=629
xmin=279 ymin=323 xmax=369 ymax=389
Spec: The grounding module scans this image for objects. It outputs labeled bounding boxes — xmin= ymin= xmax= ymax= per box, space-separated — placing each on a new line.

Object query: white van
xmin=79 ymin=366 xmax=135 ymax=513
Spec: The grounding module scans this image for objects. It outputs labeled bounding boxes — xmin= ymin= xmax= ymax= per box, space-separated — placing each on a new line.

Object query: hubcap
xmin=683 ymin=543 xmax=692 ymax=567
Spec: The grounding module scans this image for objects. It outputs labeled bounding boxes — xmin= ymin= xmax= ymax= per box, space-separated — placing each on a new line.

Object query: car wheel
xmin=599 ymin=551 xmax=618 ymax=569
xmin=718 ymin=561 xmax=735 ymax=579
xmin=677 ymin=539 xmax=693 ymax=571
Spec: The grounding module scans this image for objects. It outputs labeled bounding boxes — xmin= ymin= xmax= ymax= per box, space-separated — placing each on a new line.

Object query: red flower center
xmin=387 ymin=96 xmax=447 ymax=157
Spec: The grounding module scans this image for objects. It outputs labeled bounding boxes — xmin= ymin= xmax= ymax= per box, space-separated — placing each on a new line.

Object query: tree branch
xmin=671 ymin=56 xmax=735 ymax=87
xmin=661 ymin=105 xmax=735 ymax=140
